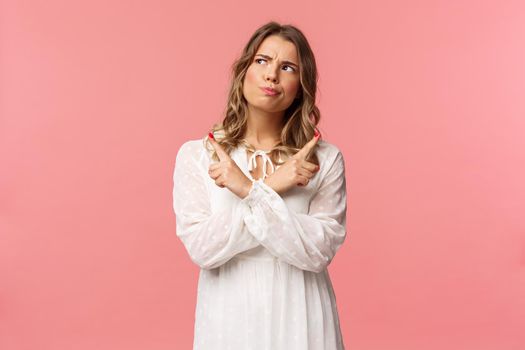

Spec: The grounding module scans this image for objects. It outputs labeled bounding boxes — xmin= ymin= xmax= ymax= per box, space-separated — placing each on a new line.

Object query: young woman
xmin=173 ymin=21 xmax=348 ymax=350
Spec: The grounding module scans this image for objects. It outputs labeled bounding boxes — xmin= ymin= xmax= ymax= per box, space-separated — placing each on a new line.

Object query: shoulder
xmin=314 ymin=139 xmax=345 ymax=180
xmin=177 ymin=136 xmax=207 ymax=152
xmin=175 ymin=135 xmax=210 ymax=164
xmin=316 ymin=139 xmax=344 ymax=163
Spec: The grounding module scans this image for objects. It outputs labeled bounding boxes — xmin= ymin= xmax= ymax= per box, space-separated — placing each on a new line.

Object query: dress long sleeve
xmin=172 ymin=141 xmax=261 ymax=270
xmin=240 ymin=149 xmax=347 ymax=273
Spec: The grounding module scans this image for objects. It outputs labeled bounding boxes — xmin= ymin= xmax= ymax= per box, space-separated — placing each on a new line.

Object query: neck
xmin=244 ymin=106 xmax=283 ymax=148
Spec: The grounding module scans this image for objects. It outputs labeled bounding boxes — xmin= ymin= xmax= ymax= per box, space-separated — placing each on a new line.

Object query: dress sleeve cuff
xmin=241 ymin=178 xmax=277 ymax=207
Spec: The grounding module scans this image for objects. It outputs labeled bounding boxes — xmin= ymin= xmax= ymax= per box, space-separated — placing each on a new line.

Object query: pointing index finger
xmin=208 ymin=132 xmax=230 ymax=162
xmin=295 ymin=131 xmax=320 ymax=159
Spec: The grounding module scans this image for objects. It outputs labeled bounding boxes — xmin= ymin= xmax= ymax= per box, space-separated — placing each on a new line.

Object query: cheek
xmin=244 ymin=67 xmax=257 ymax=87
xmin=283 ymin=79 xmax=300 ymax=96
xmin=242 ymin=70 xmax=252 ymax=96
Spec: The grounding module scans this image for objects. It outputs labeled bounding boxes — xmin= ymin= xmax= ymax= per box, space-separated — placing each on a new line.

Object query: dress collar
xmin=238 ymin=144 xmax=276 ymax=181
xmin=247 ymin=149 xmax=275 ymax=181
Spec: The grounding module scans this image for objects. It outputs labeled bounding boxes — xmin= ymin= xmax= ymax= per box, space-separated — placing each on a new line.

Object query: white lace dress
xmin=172 ymin=135 xmax=348 ymax=350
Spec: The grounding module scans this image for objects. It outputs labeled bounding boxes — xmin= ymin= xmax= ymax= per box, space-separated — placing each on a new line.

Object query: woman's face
xmin=243 ymin=35 xmax=301 ymax=114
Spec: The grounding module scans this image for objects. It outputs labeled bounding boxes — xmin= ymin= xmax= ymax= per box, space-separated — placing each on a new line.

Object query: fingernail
xmin=208 ymin=132 xmax=215 ymax=140
xmin=314 ymin=129 xmax=320 ymax=138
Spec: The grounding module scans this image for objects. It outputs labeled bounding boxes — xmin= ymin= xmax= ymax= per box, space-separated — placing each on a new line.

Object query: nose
xmin=264 ymin=66 xmax=278 ymax=83
xmin=266 ymin=76 xmax=277 ymax=83
xmin=265 ymin=74 xmax=278 ymax=84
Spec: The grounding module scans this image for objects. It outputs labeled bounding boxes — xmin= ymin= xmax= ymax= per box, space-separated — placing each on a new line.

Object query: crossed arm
xmin=172 ymin=140 xmax=347 ymax=272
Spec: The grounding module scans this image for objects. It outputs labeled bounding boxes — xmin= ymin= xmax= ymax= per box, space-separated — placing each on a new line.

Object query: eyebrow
xmin=255 ymin=53 xmax=299 ymax=68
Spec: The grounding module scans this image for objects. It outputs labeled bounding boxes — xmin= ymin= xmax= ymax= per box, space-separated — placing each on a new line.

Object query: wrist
xmin=262 ymin=177 xmax=279 ymax=195
xmin=242 ymin=179 xmax=254 ymax=199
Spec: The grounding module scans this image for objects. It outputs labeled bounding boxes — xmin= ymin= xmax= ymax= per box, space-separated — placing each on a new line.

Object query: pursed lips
xmin=260 ymin=87 xmax=279 ymax=95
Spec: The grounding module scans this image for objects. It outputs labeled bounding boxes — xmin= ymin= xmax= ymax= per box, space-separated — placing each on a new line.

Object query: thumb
xmin=208 ymin=132 xmax=230 ymax=162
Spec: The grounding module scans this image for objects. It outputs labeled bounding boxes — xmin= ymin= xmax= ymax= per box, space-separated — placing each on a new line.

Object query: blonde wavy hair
xmin=203 ymin=21 xmax=322 ymax=167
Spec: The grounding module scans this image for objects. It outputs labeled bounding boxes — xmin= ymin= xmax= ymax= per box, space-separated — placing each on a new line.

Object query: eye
xmin=255 ymin=58 xmax=296 ymax=72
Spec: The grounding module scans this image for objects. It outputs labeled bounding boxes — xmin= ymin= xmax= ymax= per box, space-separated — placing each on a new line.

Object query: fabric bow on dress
xmin=247 ymin=150 xmax=275 ymax=180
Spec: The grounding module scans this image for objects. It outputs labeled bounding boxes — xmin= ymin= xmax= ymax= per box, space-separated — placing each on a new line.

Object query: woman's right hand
xmin=264 ymin=133 xmax=321 ymax=195
xmin=207 ymin=133 xmax=254 ymax=199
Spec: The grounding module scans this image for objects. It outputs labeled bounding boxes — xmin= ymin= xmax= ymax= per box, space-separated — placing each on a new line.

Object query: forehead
xmin=256 ymin=35 xmax=298 ymax=61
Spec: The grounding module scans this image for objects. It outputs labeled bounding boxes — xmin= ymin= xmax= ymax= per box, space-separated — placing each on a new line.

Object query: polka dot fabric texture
xmin=172 ymin=136 xmax=347 ymax=350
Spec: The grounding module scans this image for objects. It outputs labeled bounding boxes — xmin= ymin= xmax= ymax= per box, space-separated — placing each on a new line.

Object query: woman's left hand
xmin=263 ymin=134 xmax=320 ymax=195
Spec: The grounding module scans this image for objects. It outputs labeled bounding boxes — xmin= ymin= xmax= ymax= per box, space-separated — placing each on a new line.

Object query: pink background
xmin=1 ymin=1 xmax=524 ymax=349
